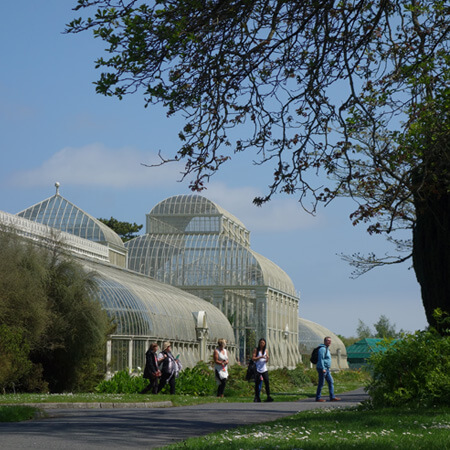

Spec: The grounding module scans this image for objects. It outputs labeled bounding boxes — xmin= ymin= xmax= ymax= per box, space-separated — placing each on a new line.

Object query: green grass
xmin=0 ymin=378 xmax=362 ymax=407
xmin=0 ymin=405 xmax=42 ymax=422
xmin=162 ymin=405 xmax=450 ymax=449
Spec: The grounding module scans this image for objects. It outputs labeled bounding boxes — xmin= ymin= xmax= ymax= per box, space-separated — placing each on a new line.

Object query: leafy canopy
xmin=98 ymin=216 xmax=143 ymax=242
xmin=67 ymin=0 xmax=449 ymax=245
xmin=0 ymin=227 xmax=111 ymax=393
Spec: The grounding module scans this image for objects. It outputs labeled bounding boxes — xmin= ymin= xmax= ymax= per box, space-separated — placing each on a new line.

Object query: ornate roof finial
xmin=55 ymin=181 xmax=60 ymax=196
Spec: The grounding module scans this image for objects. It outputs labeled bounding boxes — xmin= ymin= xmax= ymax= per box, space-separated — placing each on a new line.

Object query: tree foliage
xmin=66 ymin=0 xmax=450 ymax=331
xmin=0 ymin=227 xmax=111 ymax=393
xmin=367 ymin=329 xmax=450 ymax=407
xmin=356 ymin=319 xmax=373 ymax=339
xmin=98 ymin=216 xmax=143 ymax=242
xmin=356 ymin=315 xmax=402 ymax=339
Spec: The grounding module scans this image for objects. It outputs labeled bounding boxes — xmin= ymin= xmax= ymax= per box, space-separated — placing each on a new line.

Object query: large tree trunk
xmin=412 ymin=191 xmax=450 ymax=335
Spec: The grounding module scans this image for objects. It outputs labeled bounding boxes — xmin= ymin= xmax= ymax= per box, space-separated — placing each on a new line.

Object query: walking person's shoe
xmin=254 ymin=397 xmax=261 ymax=402
xmin=330 ymin=397 xmax=341 ymax=401
xmin=265 ymin=397 xmax=274 ymax=402
xmin=315 ymin=398 xmax=326 ymax=402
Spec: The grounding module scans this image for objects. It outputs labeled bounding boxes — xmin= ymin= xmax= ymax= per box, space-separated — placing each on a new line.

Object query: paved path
xmin=0 ymin=388 xmax=368 ymax=449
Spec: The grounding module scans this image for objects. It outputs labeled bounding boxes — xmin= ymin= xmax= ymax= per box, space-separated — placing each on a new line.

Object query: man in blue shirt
xmin=316 ymin=336 xmax=341 ymax=402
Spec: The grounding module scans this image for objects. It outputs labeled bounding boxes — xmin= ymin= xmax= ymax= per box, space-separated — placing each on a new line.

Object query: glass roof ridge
xmin=17 ymin=192 xmax=125 ymax=250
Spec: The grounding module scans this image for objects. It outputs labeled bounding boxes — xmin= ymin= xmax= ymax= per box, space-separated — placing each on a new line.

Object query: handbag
xmin=218 ymin=367 xmax=228 ymax=380
xmin=245 ymin=359 xmax=256 ymax=381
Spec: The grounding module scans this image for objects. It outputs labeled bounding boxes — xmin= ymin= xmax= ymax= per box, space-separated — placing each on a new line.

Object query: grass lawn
xmin=0 ymin=379 xmax=362 ymax=407
xmin=0 ymin=373 xmax=364 ymax=422
xmin=0 ymin=405 xmax=43 ymax=422
xmin=162 ymin=405 xmax=450 ymax=449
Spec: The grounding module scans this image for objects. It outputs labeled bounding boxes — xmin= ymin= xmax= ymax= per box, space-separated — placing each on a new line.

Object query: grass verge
xmin=162 ymin=404 xmax=450 ymax=449
xmin=0 ymin=379 xmax=361 ymax=407
xmin=0 ymin=405 xmax=42 ymax=422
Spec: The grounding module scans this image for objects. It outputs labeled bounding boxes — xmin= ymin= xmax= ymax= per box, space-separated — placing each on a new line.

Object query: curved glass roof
xmin=82 ymin=259 xmax=235 ymax=343
xmin=147 ymin=194 xmax=249 ymax=246
xmin=126 ymin=195 xmax=296 ymax=295
xmin=17 ymin=193 xmax=125 ymax=251
xmin=298 ymin=317 xmax=347 ymax=356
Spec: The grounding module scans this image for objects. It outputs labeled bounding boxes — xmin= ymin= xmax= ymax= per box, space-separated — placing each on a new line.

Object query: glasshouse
xmin=3 ymin=186 xmax=236 ymax=374
xmin=298 ymin=318 xmax=348 ymax=370
xmin=125 ymin=195 xmax=301 ymax=367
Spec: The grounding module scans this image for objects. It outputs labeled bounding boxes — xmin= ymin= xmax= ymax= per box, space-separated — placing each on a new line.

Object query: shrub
xmin=96 ymin=370 xmax=147 ymax=394
xmin=0 ymin=228 xmax=111 ymax=393
xmin=0 ymin=325 xmax=32 ymax=393
xmin=225 ymin=365 xmax=254 ymax=397
xmin=366 ymin=330 xmax=450 ymax=407
xmin=96 ymin=362 xmax=217 ymax=396
xmin=172 ymin=361 xmax=216 ymax=396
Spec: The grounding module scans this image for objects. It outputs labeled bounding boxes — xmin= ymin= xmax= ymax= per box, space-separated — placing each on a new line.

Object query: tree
xmin=0 ymin=325 xmax=33 ymax=393
xmin=356 ymin=319 xmax=373 ymax=339
xmin=0 ymin=227 xmax=111 ymax=392
xmin=373 ymin=314 xmax=399 ymax=338
xmin=67 ymin=1 xmax=450 ymax=332
xmin=355 ymin=315 xmax=401 ymax=339
xmin=98 ymin=217 xmax=143 ymax=242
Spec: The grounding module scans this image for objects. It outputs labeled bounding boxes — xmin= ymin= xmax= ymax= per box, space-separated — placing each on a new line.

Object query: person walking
xmin=213 ymin=338 xmax=229 ymax=397
xmin=140 ymin=342 xmax=162 ymax=394
xmin=252 ymin=338 xmax=273 ymax=403
xmin=315 ymin=336 xmax=341 ymax=402
xmin=157 ymin=342 xmax=181 ymax=395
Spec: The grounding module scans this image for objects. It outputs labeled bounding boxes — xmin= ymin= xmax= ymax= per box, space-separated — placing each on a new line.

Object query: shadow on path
xmin=0 ymin=388 xmax=369 ymax=449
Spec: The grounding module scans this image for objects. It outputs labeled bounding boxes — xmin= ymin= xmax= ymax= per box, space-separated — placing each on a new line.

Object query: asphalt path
xmin=0 ymin=388 xmax=368 ymax=449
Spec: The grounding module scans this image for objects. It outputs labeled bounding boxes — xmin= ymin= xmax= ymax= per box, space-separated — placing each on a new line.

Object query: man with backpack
xmin=315 ymin=336 xmax=341 ymax=402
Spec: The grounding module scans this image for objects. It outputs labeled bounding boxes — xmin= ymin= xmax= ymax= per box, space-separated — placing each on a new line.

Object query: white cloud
xmin=8 ymin=143 xmax=320 ymax=233
xmin=9 ymin=143 xmax=185 ymax=188
xmin=206 ymin=182 xmax=318 ymax=232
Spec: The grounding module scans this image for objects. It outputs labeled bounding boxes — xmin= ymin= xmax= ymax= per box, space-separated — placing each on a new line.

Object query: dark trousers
xmin=215 ymin=370 xmax=227 ymax=397
xmin=141 ymin=374 xmax=159 ymax=394
xmin=158 ymin=372 xmax=176 ymax=394
xmin=254 ymin=371 xmax=271 ymax=400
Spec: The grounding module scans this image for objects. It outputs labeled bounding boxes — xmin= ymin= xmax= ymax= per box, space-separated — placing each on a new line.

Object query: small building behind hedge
xmin=346 ymin=338 xmax=399 ymax=369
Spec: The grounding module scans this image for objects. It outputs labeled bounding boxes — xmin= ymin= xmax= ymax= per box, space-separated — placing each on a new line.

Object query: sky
xmin=0 ymin=1 xmax=428 ymax=337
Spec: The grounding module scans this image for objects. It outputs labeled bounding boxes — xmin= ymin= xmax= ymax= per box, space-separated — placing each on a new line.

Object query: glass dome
xmin=298 ymin=317 xmax=348 ymax=370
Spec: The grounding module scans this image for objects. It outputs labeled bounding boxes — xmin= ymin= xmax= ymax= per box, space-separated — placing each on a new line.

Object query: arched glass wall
xmin=81 ymin=259 xmax=236 ymax=373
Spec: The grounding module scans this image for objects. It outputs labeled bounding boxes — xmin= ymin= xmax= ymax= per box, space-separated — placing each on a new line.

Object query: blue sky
xmin=0 ymin=1 xmax=427 ymax=337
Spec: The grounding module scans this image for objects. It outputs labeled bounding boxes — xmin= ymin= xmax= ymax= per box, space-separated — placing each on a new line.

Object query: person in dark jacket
xmin=140 ymin=342 xmax=162 ymax=394
xmin=315 ymin=336 xmax=341 ymax=402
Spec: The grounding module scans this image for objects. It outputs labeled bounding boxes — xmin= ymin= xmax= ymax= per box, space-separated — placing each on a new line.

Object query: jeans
xmin=316 ymin=368 xmax=335 ymax=400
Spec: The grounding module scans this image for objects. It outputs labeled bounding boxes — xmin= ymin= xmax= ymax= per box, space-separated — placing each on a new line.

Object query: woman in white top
xmin=213 ymin=338 xmax=229 ymax=397
xmin=252 ymin=338 xmax=273 ymax=402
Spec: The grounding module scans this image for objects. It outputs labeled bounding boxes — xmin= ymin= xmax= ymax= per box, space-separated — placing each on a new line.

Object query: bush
xmin=0 ymin=325 xmax=32 ymax=393
xmin=96 ymin=370 xmax=147 ymax=394
xmin=96 ymin=362 xmax=217 ymax=396
xmin=173 ymin=361 xmax=216 ymax=396
xmin=0 ymin=228 xmax=111 ymax=393
xmin=366 ymin=330 xmax=450 ymax=407
xmin=225 ymin=365 xmax=254 ymax=397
